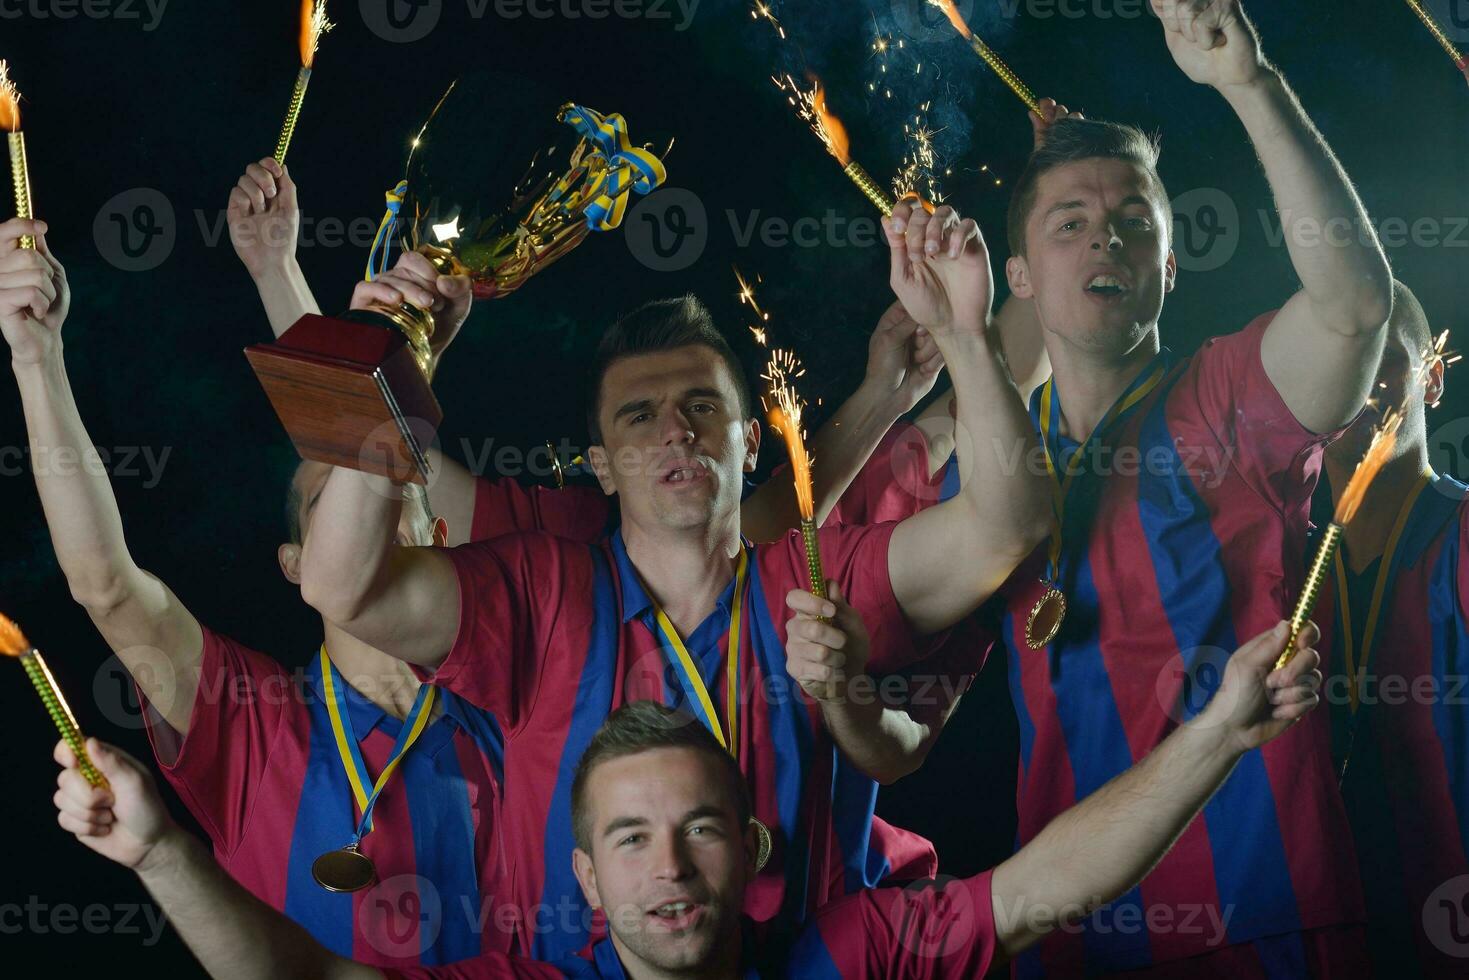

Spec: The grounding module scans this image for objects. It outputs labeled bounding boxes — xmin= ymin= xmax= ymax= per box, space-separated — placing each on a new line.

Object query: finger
xmin=904 ymin=208 xmax=933 ymax=261
xmin=54 ymin=788 xmax=114 ymax=824
xmin=1269 ymin=675 xmax=1322 ymax=706
xmin=885 ymin=211 xmax=913 ymax=284
xmin=394 ymin=250 xmax=442 ymax=287
xmin=1270 ymin=646 xmax=1321 ymax=689
xmin=792 ymin=618 xmax=848 ymax=652
xmin=369 ymin=273 xmax=435 ymax=310
xmin=436 ymin=273 xmax=472 ymax=299
xmin=945 ymin=218 xmax=979 ymax=259
xmin=32 ymin=231 xmax=63 ymax=274
xmin=58 ymin=810 xmax=112 ymax=838
xmin=244 ymin=163 xmax=278 ymax=199
xmin=351 ymin=280 xmax=406 ymax=310
xmin=260 ymin=156 xmax=284 ymax=179
xmin=54 ymin=737 xmax=78 ymax=769
xmin=236 ymin=175 xmax=266 ymax=213
xmin=58 ymin=766 xmax=111 ymax=808
xmin=1272 ymin=692 xmax=1320 ymax=722
xmin=922 ymin=205 xmax=953 ymax=257
xmin=0 ymin=217 xmax=46 ymax=253
xmin=228 ymin=185 xmax=252 ymax=217
xmin=785 ymin=588 xmax=836 ymax=620
xmin=1236 ymin=621 xmax=1290 ymax=670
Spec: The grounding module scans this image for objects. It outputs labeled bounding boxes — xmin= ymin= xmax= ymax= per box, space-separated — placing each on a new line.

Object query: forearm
xmin=13 ymin=351 xmax=144 ymax=605
xmin=1223 ymin=69 xmax=1391 ymax=329
xmin=298 ymin=466 xmax=404 ymax=624
xmin=818 ymin=681 xmax=935 ymax=784
xmin=136 ymin=829 xmax=371 ymax=980
xmin=252 ymin=259 xmax=321 ymax=338
xmin=992 ymin=719 xmax=1241 ymax=955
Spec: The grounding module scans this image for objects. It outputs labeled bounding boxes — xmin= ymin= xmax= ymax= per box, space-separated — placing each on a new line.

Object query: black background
xmin=1 ymin=0 xmax=1466 ymax=972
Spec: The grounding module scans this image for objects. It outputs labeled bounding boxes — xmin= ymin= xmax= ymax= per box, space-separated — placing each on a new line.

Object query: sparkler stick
xmin=275 ymin=0 xmax=333 ymax=165
xmin=0 ymin=614 xmax=109 ymax=789
xmin=927 ymin=0 xmax=1039 ymax=112
xmin=1402 ymin=0 xmax=1469 ymax=85
xmin=763 ymin=349 xmax=827 ymax=613
xmin=775 ymin=74 xmax=898 ymax=216
xmin=1 ymin=61 xmax=34 ymax=250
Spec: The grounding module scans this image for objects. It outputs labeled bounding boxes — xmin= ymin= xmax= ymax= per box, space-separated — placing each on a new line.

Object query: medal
xmin=1025 ymin=581 xmax=1067 ymax=650
xmin=312 ymin=840 xmax=378 ymax=893
xmin=313 ymin=648 xmax=437 ymax=892
xmin=650 ymin=551 xmax=779 ymax=870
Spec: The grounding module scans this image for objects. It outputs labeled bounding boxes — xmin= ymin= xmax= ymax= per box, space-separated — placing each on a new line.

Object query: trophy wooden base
xmin=245 ymin=313 xmax=441 ymax=485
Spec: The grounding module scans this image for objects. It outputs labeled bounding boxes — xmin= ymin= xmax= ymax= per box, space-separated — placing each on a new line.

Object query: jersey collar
xmin=611 ymin=528 xmax=744 ymax=627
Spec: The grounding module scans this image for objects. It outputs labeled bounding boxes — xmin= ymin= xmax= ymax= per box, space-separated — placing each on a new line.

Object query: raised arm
xmin=1153 ymin=0 xmax=1391 ymax=433
xmin=1 ymin=219 xmax=202 ymax=733
xmin=741 ymin=300 xmax=943 ymax=541
xmin=988 ymin=621 xmax=1322 ymax=961
xmin=52 ymin=738 xmax=375 ymax=980
xmin=883 ymin=203 xmax=1051 ymax=634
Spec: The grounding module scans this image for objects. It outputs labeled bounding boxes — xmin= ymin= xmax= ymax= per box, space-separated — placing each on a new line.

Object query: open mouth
xmin=1085 ymin=273 xmax=1131 ymax=299
xmin=660 ymin=460 xmax=709 ymax=485
xmin=648 ymin=901 xmax=705 ymax=930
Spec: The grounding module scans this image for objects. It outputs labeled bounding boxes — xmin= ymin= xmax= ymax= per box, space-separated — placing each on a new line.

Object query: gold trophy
xmin=247 ymin=76 xmax=667 ymax=483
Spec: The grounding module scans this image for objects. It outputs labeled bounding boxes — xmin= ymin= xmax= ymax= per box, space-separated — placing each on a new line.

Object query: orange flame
xmin=0 ymin=60 xmax=20 ymax=133
xmin=297 ymin=0 xmax=333 ymax=68
xmin=763 ymin=350 xmax=815 ymax=520
xmin=928 ymin=0 xmax=974 ymax=40
xmin=1334 ymin=409 xmax=1404 ymax=525
xmin=809 ymin=79 xmax=851 ymax=166
xmin=0 ymin=612 xmax=32 ymax=657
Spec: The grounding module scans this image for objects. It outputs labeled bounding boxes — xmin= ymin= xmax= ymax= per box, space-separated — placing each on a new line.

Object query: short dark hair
xmin=1006 ymin=118 xmax=1169 ymax=257
xmin=586 ymin=295 xmax=752 ymax=444
xmin=570 ymin=701 xmax=752 ymax=853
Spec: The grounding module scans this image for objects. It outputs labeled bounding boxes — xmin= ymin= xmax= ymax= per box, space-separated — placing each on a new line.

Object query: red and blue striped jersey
xmin=833 ymin=312 xmax=1364 ymax=973
xmin=141 ymin=627 xmax=510 ymax=966
xmin=470 ymin=477 xmax=611 ymax=545
xmin=1316 ymin=474 xmax=1469 ymax=977
xmin=427 ymin=522 xmax=938 ymax=960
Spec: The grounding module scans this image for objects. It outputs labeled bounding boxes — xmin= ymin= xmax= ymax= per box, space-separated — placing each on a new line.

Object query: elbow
xmin=68 ymin=570 xmax=134 ymax=621
xmin=299 ymin=559 xmax=369 ymax=627
xmin=1319 ymin=266 xmax=1394 ymax=338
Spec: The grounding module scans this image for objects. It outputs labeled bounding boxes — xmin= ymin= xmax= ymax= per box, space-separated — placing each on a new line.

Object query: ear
xmin=743 ymin=417 xmax=761 ymax=474
xmin=588 ymin=445 xmax=617 ymax=497
xmin=572 ymin=847 xmax=601 ymax=910
xmin=1163 ymin=250 xmax=1177 ymax=294
xmin=1006 ymin=255 xmax=1033 ymax=300
xmin=432 ymin=517 xmax=449 ymax=548
xmin=1427 ymin=357 xmax=1446 ymax=409
xmin=278 ymin=544 xmax=302 ymax=586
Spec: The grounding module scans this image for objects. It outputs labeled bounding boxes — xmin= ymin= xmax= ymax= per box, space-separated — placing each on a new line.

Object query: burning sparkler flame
xmin=0 ymin=612 xmax=30 ymax=656
xmin=763 ymin=350 xmax=815 ymax=520
xmin=0 ymin=61 xmax=20 ymax=133
xmin=929 ymin=0 xmax=974 ymax=40
xmin=298 ymin=0 xmax=334 ymax=68
xmin=1334 ymin=409 xmax=1404 ymax=526
xmin=809 ymin=78 xmax=851 ymax=167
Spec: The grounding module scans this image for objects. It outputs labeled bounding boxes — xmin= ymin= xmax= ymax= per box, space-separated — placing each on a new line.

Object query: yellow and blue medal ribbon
xmin=364 ymin=179 xmax=409 ymax=281
xmin=652 ymin=550 xmax=748 ymax=752
xmin=559 ymin=105 xmax=667 ymax=231
xmin=321 ymin=647 xmax=437 ymax=841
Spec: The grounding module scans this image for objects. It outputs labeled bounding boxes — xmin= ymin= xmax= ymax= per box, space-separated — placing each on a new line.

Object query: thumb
xmin=826 ymin=581 xmax=845 ymax=605
xmin=1237 ymin=621 xmax=1289 ymax=669
xmin=438 ymin=274 xmax=472 ymax=298
xmin=86 ymin=738 xmax=136 ymax=788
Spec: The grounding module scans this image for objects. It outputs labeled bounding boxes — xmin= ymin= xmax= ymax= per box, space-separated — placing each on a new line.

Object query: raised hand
xmin=1029 ymin=97 xmax=1084 ymax=151
xmin=349 ymin=250 xmax=473 ymax=359
xmin=884 ymin=200 xmax=993 ymax=339
xmin=53 ymin=738 xmax=173 ymax=871
xmin=1197 ymin=621 xmax=1323 ymax=753
xmin=784 ymin=582 xmax=871 ymax=704
xmin=228 ymin=157 xmax=301 ymax=281
xmin=0 ymin=219 xmax=68 ymax=365
xmin=864 ymin=299 xmax=944 ymax=415
xmin=1151 ymin=0 xmax=1267 ymax=90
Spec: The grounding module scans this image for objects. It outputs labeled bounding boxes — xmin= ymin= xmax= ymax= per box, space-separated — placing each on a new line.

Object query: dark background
xmin=1 ymin=0 xmax=1466 ymax=971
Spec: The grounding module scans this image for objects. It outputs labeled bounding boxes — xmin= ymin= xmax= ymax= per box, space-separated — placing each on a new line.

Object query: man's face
xmin=1009 ymin=157 xmax=1175 ymax=358
xmin=573 ymin=747 xmax=755 ymax=975
xmin=589 ymin=346 xmax=758 ymax=535
xmin=292 ymin=461 xmax=432 ymax=550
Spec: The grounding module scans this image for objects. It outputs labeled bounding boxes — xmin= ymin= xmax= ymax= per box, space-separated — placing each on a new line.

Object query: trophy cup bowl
xmin=246 ymin=75 xmax=666 ymax=484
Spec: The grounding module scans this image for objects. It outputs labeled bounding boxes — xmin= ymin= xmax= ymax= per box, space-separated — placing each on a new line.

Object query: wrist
xmin=11 ymin=341 xmax=64 ymax=378
xmin=134 ymin=822 xmax=190 ymax=879
xmin=1216 ymin=61 xmax=1281 ymax=106
xmin=1182 ymin=703 xmax=1249 ymax=764
xmin=852 ymin=376 xmax=914 ymax=424
xmin=248 ymin=253 xmax=300 ymax=285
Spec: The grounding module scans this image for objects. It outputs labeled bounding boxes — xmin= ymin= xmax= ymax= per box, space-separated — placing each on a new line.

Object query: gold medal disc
xmin=312 ymin=843 xmax=378 ymax=893
xmin=751 ymin=817 xmax=773 ymax=872
xmin=1025 ymin=583 xmax=1067 ymax=650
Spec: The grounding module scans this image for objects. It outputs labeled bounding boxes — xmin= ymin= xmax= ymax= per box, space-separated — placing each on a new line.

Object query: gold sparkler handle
xmin=275 ymin=66 xmax=312 ymax=166
xmin=968 ymin=37 xmax=1039 ymax=113
xmin=1403 ymin=0 xmax=1466 ymax=66
xmin=799 ymin=518 xmax=830 ymax=623
xmin=20 ymin=651 xmax=108 ymax=789
xmin=7 ymin=130 xmax=33 ymax=249
xmin=1275 ymin=522 xmax=1343 ymax=670
xmin=842 ymin=161 xmax=895 ymax=217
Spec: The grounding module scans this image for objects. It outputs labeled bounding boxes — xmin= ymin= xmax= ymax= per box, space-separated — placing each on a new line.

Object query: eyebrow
xmin=1043 ymin=194 xmax=1155 ymax=220
xmin=612 ymin=388 xmax=726 ymax=424
xmin=599 ymin=805 xmax=729 ymax=840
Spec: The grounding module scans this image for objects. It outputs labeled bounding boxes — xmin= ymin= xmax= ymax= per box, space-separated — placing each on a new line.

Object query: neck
xmin=321 ymin=621 xmax=430 ymax=721
xmin=1324 ymin=440 xmax=1431 ymax=571
xmin=611 ymin=930 xmax=742 ymax=980
xmin=1045 ymin=330 xmax=1161 ymax=444
xmin=622 ymin=513 xmax=742 ymax=637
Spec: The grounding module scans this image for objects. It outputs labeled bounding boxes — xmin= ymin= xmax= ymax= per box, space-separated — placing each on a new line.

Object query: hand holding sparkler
xmin=784 ymin=583 xmax=869 ymax=704
xmin=1196 ymin=621 xmax=1323 ymax=754
xmin=1030 ymin=97 xmax=1084 ymax=152
xmin=0 ymin=215 xmax=67 ymax=364
xmin=884 ymin=200 xmax=992 ymax=340
xmin=228 ymin=157 xmax=301 ymax=280
xmin=865 ymin=299 xmax=945 ymax=415
xmin=1150 ymin=0 xmax=1267 ymax=91
xmin=54 ymin=737 xmax=171 ymax=869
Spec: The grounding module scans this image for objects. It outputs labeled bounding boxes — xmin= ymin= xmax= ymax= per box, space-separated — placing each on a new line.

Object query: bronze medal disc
xmin=1025 ymin=584 xmax=1067 ymax=650
xmin=312 ymin=844 xmax=378 ymax=893
xmin=751 ymin=818 xmax=773 ymax=872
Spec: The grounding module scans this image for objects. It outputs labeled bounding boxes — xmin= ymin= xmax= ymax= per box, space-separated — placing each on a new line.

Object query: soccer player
xmin=286 ymin=193 xmax=1050 ymax=957
xmin=50 ymin=618 xmax=1326 ymax=978
xmin=1311 ymin=282 xmax=1466 ymax=977
xmin=0 ymin=216 xmax=512 ymax=966
xmin=840 ymin=1 xmax=1395 ymax=972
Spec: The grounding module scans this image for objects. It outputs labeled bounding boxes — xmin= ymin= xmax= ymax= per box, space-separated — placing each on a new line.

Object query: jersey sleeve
xmin=1177 ymin=310 xmax=1347 ymax=513
xmin=427 ymin=531 xmax=593 ymax=735
xmin=827 ymin=423 xmax=948 ymax=527
xmin=470 ymin=475 xmax=611 ymax=545
xmin=138 ymin=626 xmax=292 ymax=858
xmin=788 ymin=871 xmax=998 ymax=979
